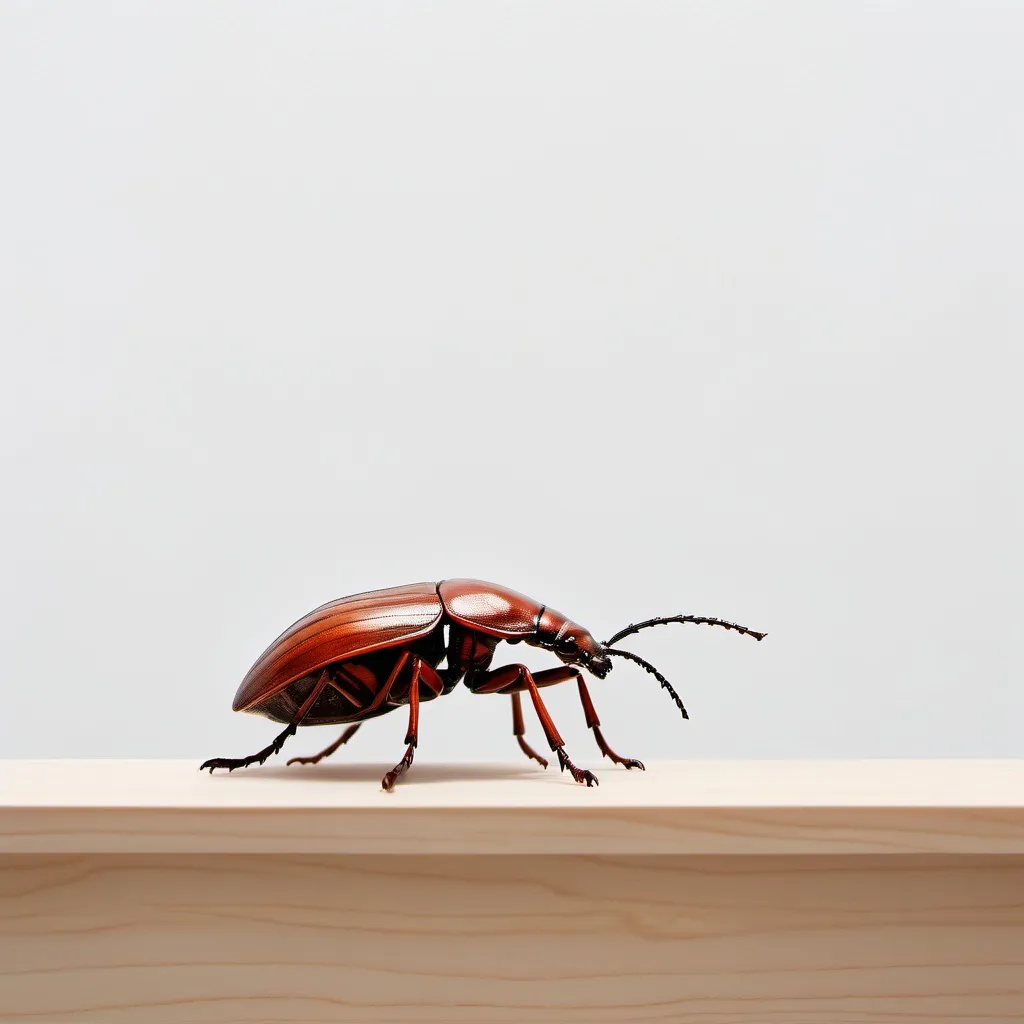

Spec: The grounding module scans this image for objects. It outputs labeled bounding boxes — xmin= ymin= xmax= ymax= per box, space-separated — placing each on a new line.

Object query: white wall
xmin=2 ymin=2 xmax=1021 ymax=765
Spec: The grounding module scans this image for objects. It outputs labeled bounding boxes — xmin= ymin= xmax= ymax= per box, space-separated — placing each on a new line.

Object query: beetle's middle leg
xmin=380 ymin=657 xmax=445 ymax=792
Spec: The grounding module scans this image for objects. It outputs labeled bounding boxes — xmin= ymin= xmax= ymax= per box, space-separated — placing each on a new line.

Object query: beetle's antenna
xmin=605 ymin=615 xmax=766 ymax=648
xmin=604 ymin=648 xmax=689 ymax=720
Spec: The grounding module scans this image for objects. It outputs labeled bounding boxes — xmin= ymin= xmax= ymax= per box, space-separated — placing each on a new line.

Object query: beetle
xmin=201 ymin=579 xmax=765 ymax=791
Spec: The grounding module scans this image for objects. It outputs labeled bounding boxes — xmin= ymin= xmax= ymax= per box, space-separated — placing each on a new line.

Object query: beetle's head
xmin=534 ymin=607 xmax=612 ymax=679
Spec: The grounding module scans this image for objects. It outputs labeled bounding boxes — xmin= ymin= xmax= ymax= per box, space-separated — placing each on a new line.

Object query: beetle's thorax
xmin=447 ymin=623 xmax=499 ymax=675
xmin=436 ymin=580 xmax=610 ymax=679
xmin=438 ymin=579 xmax=545 ymax=638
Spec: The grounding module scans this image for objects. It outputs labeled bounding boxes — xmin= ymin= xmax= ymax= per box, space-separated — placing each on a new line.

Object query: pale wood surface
xmin=3 ymin=853 xmax=1023 ymax=1023
xmin=4 ymin=762 xmax=1024 ymax=1022
xmin=2 ymin=759 xmax=1024 ymax=854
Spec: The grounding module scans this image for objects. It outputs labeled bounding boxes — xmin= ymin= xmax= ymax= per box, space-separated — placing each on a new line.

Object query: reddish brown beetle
xmin=201 ymin=579 xmax=765 ymax=790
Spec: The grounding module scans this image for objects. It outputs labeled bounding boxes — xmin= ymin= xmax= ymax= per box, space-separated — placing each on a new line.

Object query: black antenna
xmin=605 ymin=615 xmax=766 ymax=648
xmin=605 ymin=648 xmax=689 ymax=720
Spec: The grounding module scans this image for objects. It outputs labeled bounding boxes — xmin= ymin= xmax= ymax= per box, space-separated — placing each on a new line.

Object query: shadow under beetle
xmin=201 ymin=579 xmax=766 ymax=791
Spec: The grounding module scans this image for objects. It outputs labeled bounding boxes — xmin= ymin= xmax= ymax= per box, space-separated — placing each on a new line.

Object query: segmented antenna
xmin=605 ymin=615 xmax=766 ymax=648
xmin=604 ymin=647 xmax=689 ymax=720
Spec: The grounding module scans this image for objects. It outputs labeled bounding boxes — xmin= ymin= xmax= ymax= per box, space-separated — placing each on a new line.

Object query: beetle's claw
xmin=516 ymin=736 xmax=549 ymax=769
xmin=381 ymin=744 xmax=416 ymax=792
xmin=555 ymin=748 xmax=599 ymax=787
xmin=200 ymin=757 xmax=247 ymax=773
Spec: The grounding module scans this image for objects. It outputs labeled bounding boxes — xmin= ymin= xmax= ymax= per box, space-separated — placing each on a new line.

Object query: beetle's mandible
xmin=201 ymin=579 xmax=766 ymax=791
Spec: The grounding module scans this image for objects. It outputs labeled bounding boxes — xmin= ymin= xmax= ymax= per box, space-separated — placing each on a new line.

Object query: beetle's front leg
xmin=528 ymin=669 xmax=644 ymax=770
xmin=575 ymin=675 xmax=644 ymax=770
xmin=466 ymin=664 xmax=598 ymax=787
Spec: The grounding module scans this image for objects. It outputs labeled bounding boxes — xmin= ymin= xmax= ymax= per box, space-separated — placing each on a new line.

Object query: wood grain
xmin=2 ymin=853 xmax=1023 ymax=1023
xmin=3 ymin=759 xmax=1024 ymax=855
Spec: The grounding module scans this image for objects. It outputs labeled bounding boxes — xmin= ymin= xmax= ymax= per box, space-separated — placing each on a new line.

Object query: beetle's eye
xmin=557 ymin=635 xmax=577 ymax=654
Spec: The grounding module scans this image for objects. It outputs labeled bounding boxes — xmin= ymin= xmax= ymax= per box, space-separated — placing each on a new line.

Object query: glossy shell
xmin=438 ymin=578 xmax=546 ymax=638
xmin=232 ymin=582 xmax=443 ymax=714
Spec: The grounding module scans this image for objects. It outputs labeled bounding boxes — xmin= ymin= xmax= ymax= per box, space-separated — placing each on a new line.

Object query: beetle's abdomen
xmin=439 ymin=579 xmax=544 ymax=638
xmin=233 ymin=582 xmax=443 ymax=714
xmin=247 ymin=648 xmax=419 ymax=725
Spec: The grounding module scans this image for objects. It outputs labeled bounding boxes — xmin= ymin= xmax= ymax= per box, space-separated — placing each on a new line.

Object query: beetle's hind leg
xmin=200 ymin=722 xmax=297 ymax=773
xmin=286 ymin=724 xmax=361 ymax=767
xmin=511 ymin=692 xmax=548 ymax=769
xmin=200 ymin=669 xmax=331 ymax=774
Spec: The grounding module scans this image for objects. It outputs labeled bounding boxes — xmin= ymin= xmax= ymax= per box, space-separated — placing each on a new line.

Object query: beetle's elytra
xmin=201 ymin=579 xmax=766 ymax=791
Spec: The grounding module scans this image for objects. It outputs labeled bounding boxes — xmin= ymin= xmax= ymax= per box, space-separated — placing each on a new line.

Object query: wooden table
xmin=2 ymin=759 xmax=1023 ymax=1022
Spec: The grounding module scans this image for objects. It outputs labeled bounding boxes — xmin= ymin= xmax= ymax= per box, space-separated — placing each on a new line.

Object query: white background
xmin=2 ymin=2 xmax=1021 ymax=768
